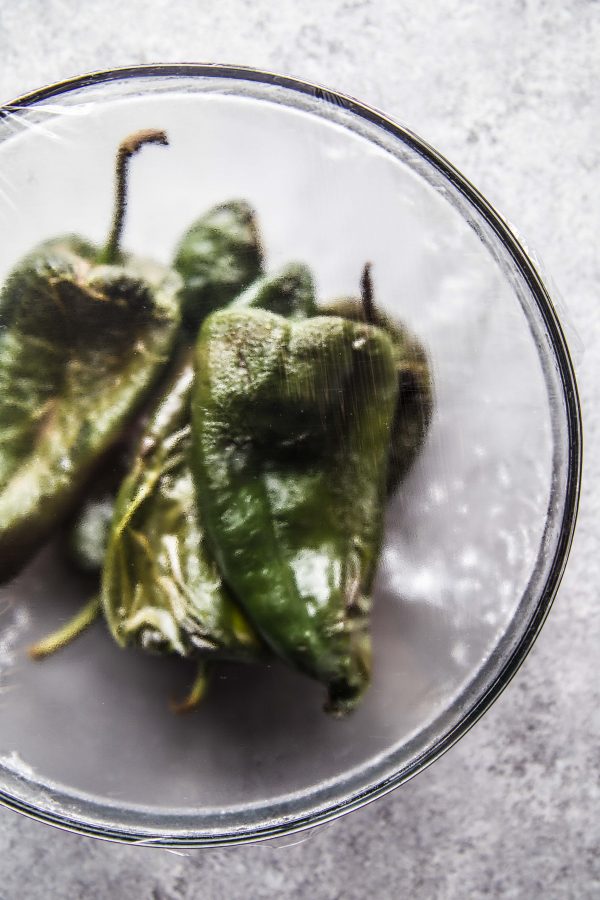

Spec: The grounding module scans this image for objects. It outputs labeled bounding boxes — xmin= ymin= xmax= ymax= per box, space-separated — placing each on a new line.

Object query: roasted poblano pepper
xmin=321 ymin=265 xmax=432 ymax=493
xmin=63 ymin=198 xmax=268 ymax=577
xmin=101 ymin=263 xmax=317 ymax=669
xmin=65 ymin=262 xmax=314 ymax=577
xmin=101 ymin=364 xmax=264 ymax=661
xmin=231 ymin=263 xmax=317 ymax=319
xmin=0 ymin=130 xmax=181 ymax=582
xmin=192 ymin=308 xmax=398 ymax=715
xmin=173 ymin=201 xmax=263 ymax=330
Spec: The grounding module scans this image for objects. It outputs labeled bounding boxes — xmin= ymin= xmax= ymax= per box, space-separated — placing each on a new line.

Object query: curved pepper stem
xmin=360 ymin=262 xmax=376 ymax=324
xmin=100 ymin=129 xmax=169 ymax=265
xmin=170 ymin=662 xmax=211 ymax=714
xmin=28 ymin=595 xmax=101 ymax=659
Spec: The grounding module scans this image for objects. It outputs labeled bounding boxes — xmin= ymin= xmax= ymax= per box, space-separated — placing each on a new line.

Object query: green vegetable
xmin=101 ymin=263 xmax=316 ymax=665
xmin=173 ymin=200 xmax=263 ymax=330
xmin=66 ymin=196 xmax=267 ymax=576
xmin=64 ymin=261 xmax=315 ymax=578
xmin=320 ymin=265 xmax=432 ymax=492
xmin=0 ymin=129 xmax=181 ymax=582
xmin=231 ymin=262 xmax=317 ymax=318
xmin=102 ymin=363 xmax=264 ymax=661
xmin=191 ymin=308 xmax=398 ymax=715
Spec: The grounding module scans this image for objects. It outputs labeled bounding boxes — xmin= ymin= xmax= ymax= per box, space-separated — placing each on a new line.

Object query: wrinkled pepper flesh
xmin=102 ymin=263 xmax=317 ymax=665
xmin=320 ymin=265 xmax=432 ymax=493
xmin=64 ymin=199 xmax=269 ymax=577
xmin=102 ymin=364 xmax=264 ymax=660
xmin=0 ymin=130 xmax=181 ymax=581
xmin=192 ymin=308 xmax=399 ymax=714
xmin=65 ymin=261 xmax=315 ymax=578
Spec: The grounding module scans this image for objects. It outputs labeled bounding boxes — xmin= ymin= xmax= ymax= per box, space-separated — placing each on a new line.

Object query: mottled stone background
xmin=0 ymin=1 xmax=597 ymax=897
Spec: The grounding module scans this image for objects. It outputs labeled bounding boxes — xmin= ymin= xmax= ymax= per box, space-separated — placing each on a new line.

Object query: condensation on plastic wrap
xmin=0 ymin=67 xmax=581 ymax=847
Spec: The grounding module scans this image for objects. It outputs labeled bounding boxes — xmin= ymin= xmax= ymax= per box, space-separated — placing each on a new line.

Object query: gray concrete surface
xmin=0 ymin=1 xmax=598 ymax=897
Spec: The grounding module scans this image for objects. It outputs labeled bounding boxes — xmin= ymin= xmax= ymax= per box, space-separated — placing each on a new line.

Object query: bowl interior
xmin=0 ymin=71 xmax=577 ymax=843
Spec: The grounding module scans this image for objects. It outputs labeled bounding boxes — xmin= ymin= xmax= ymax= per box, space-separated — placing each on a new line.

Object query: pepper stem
xmin=100 ymin=129 xmax=169 ymax=265
xmin=170 ymin=662 xmax=211 ymax=714
xmin=28 ymin=595 xmax=102 ymax=660
xmin=360 ymin=262 xmax=376 ymax=324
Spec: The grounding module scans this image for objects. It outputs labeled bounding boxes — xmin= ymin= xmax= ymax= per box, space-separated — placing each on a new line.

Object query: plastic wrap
xmin=0 ymin=66 xmax=581 ymax=846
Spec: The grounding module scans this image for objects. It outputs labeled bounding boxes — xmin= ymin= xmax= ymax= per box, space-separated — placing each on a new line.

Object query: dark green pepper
xmin=231 ymin=262 xmax=318 ymax=318
xmin=320 ymin=265 xmax=432 ymax=493
xmin=0 ymin=130 xmax=181 ymax=582
xmin=102 ymin=263 xmax=316 ymax=663
xmin=63 ymin=256 xmax=314 ymax=578
xmin=36 ymin=264 xmax=316 ymax=690
xmin=191 ymin=308 xmax=398 ymax=715
xmin=62 ymin=195 xmax=317 ymax=582
xmin=62 ymin=198 xmax=266 ymax=578
xmin=173 ymin=200 xmax=263 ymax=330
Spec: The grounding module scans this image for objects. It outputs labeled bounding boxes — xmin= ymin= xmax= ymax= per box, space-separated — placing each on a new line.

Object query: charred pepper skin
xmin=101 ymin=264 xmax=317 ymax=663
xmin=64 ymin=199 xmax=266 ymax=577
xmin=191 ymin=309 xmax=398 ymax=715
xmin=0 ymin=240 xmax=181 ymax=582
xmin=70 ymin=197 xmax=265 ymax=575
xmin=66 ymin=261 xmax=315 ymax=577
xmin=173 ymin=200 xmax=264 ymax=330
xmin=0 ymin=130 xmax=180 ymax=583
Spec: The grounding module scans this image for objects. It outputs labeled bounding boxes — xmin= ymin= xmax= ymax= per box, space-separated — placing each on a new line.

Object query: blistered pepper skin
xmin=191 ymin=309 xmax=398 ymax=714
xmin=0 ymin=237 xmax=181 ymax=581
xmin=66 ymin=262 xmax=316 ymax=577
xmin=173 ymin=201 xmax=263 ymax=330
xmin=101 ymin=264 xmax=317 ymax=661
xmin=320 ymin=297 xmax=432 ymax=492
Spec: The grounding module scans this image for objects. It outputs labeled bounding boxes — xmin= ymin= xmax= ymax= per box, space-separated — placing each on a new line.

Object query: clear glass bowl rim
xmin=0 ymin=63 xmax=582 ymax=847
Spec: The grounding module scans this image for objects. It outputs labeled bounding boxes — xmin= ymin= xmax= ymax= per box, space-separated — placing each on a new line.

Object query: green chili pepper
xmin=101 ymin=263 xmax=316 ymax=663
xmin=28 ymin=203 xmax=272 ymax=669
xmin=320 ymin=265 xmax=432 ymax=493
xmin=36 ymin=262 xmax=315 ymax=677
xmin=62 ymin=199 xmax=265 ymax=579
xmin=63 ymin=251 xmax=313 ymax=576
xmin=191 ymin=308 xmax=398 ymax=715
xmin=173 ymin=200 xmax=263 ymax=330
xmin=67 ymin=201 xmax=268 ymax=571
xmin=0 ymin=130 xmax=181 ymax=583
xmin=102 ymin=363 xmax=264 ymax=660
xmin=231 ymin=262 xmax=317 ymax=318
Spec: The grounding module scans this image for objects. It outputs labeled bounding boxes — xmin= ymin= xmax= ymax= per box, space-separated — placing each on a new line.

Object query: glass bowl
xmin=0 ymin=65 xmax=581 ymax=847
